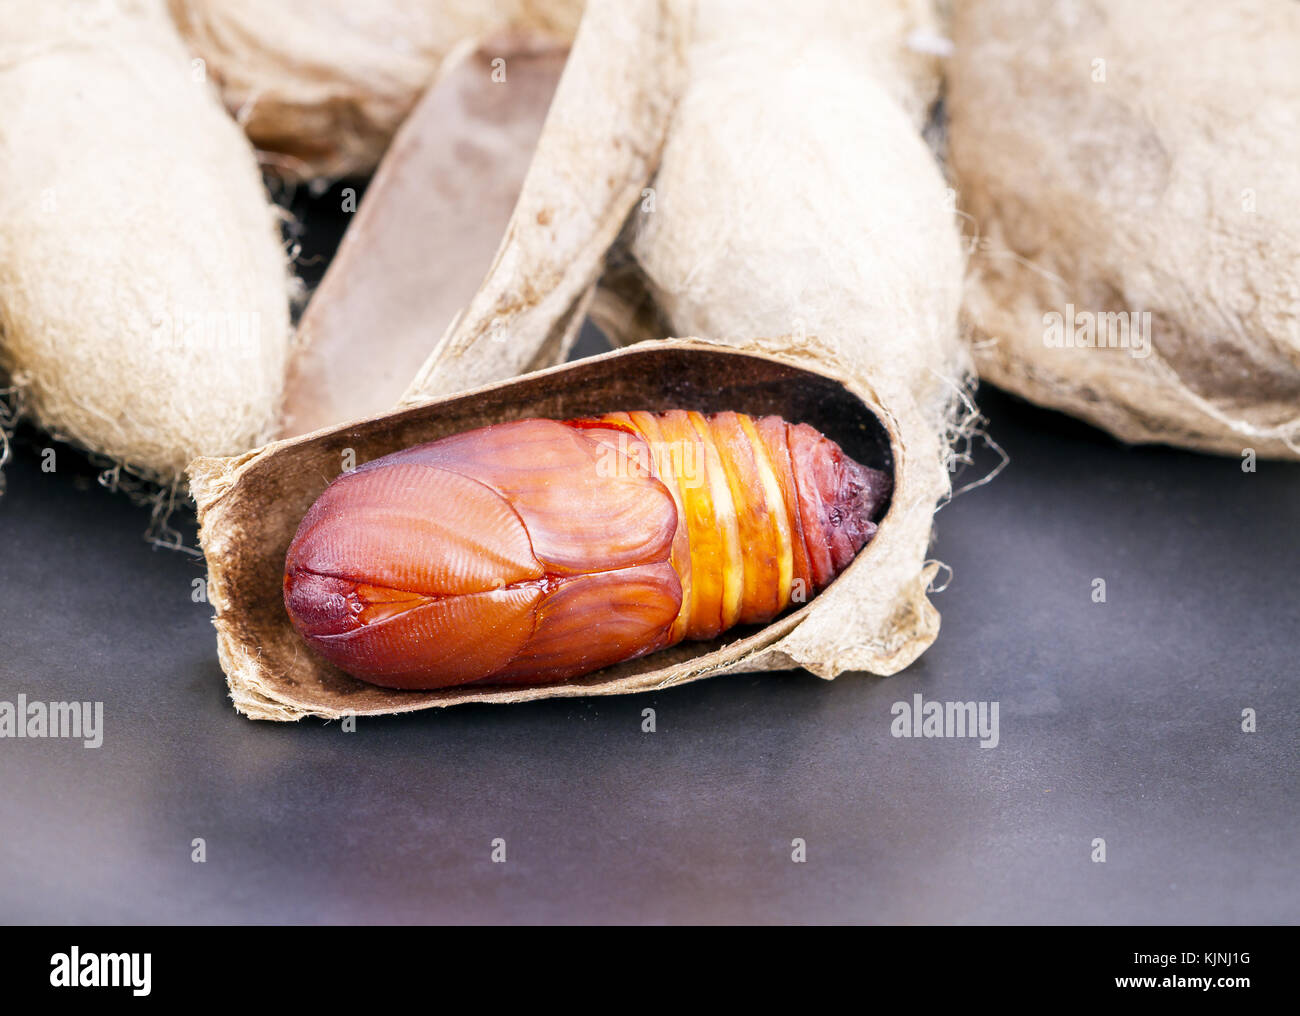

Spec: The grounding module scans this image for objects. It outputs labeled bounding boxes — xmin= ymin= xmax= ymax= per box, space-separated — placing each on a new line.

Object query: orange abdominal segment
xmin=752 ymin=415 xmax=813 ymax=599
xmin=600 ymin=410 xmax=891 ymax=639
xmin=605 ymin=411 xmax=695 ymax=646
xmin=648 ymin=410 xmax=726 ymax=639
xmin=710 ymin=412 xmax=784 ymax=625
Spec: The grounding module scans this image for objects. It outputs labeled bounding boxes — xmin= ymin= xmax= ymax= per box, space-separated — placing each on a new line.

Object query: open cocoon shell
xmin=167 ymin=0 xmax=585 ymax=182
xmin=0 ymin=0 xmax=291 ymax=486
xmin=190 ymin=342 xmax=934 ymax=721
xmin=948 ymin=0 xmax=1300 ymax=458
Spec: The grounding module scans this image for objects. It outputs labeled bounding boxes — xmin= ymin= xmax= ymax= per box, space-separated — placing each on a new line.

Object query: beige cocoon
xmin=689 ymin=0 xmax=943 ymax=128
xmin=168 ymin=0 xmax=585 ymax=181
xmin=603 ymin=3 xmax=970 ymax=677
xmin=0 ymin=0 xmax=291 ymax=485
xmin=949 ymin=0 xmax=1300 ymax=458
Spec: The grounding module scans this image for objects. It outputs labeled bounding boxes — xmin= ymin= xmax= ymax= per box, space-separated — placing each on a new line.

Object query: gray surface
xmin=1 ymin=356 xmax=1296 ymax=924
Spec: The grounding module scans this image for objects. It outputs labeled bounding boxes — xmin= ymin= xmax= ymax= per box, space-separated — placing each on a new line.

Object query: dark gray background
xmin=1 ymin=186 xmax=1296 ymax=924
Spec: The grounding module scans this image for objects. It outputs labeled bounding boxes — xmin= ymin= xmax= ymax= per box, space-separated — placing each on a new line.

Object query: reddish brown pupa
xmin=283 ymin=411 xmax=891 ymax=689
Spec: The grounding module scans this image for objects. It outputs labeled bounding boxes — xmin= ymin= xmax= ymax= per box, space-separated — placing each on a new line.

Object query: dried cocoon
xmin=596 ymin=1 xmax=970 ymax=678
xmin=948 ymin=0 xmax=1300 ymax=458
xmin=190 ymin=342 xmax=905 ymax=720
xmin=0 ymin=0 xmax=292 ymax=486
xmin=167 ymin=0 xmax=585 ymax=181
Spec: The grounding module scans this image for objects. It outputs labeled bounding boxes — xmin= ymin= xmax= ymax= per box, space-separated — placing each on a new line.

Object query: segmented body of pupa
xmin=284 ymin=412 xmax=891 ymax=689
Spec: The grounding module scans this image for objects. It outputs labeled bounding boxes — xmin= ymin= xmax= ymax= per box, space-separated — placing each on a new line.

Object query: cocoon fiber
xmin=948 ymin=0 xmax=1300 ymax=458
xmin=596 ymin=0 xmax=972 ymax=677
xmin=167 ymin=0 xmax=586 ymax=182
xmin=0 ymin=0 xmax=292 ymax=486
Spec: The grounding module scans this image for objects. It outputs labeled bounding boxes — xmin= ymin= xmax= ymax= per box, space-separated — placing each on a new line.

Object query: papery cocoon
xmin=190 ymin=342 xmax=905 ymax=720
xmin=167 ymin=0 xmax=585 ymax=182
xmin=598 ymin=3 xmax=970 ymax=678
xmin=0 ymin=0 xmax=292 ymax=485
xmin=948 ymin=0 xmax=1300 ymax=458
